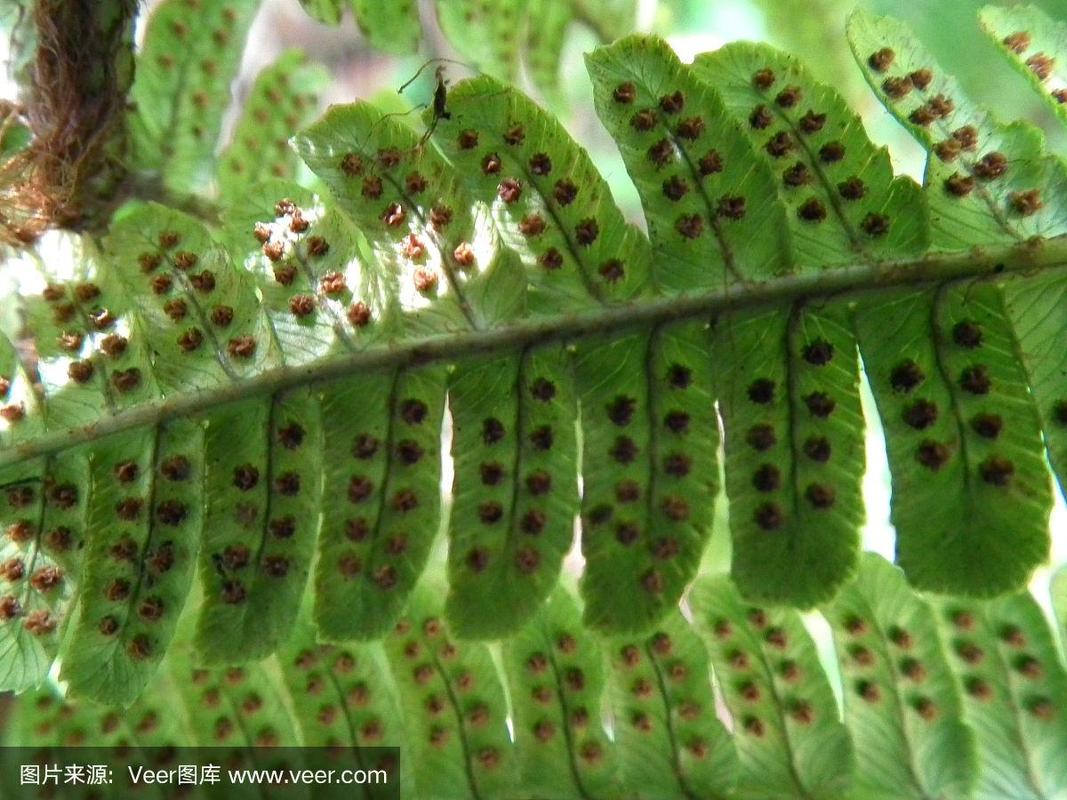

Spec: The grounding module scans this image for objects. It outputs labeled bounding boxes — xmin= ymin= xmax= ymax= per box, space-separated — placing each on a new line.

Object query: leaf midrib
xmin=5 ymin=236 xmax=1067 ymax=469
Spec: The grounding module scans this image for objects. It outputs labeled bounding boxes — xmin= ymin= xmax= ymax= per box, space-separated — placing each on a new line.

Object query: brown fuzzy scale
xmin=908 ymin=69 xmax=933 ymax=90
xmin=676 ymin=117 xmax=705 ymax=140
xmin=902 ymin=399 xmax=938 ymax=429
xmin=361 ymin=177 xmax=383 ymax=200
xmin=503 ymin=124 xmax=526 ymax=146
xmin=765 ymin=131 xmax=794 ymax=158
xmin=805 ymin=483 xmax=836 ymax=509
xmin=209 ymin=305 xmax=232 ymax=326
xmin=89 ymin=309 xmax=115 ymax=330
xmin=25 ymin=611 xmax=57 ymax=636
xmin=892 ymin=362 xmax=926 ymax=392
xmin=340 ymin=153 xmax=364 ymax=176
xmin=868 ymin=48 xmax=895 ymax=72
xmin=796 ymin=111 xmax=825 ymax=134
xmin=30 ymin=566 xmax=62 ymax=593
xmin=526 ymin=471 xmax=551 ymax=494
xmin=263 ymin=241 xmax=286 ymax=262
xmin=775 ymin=85 xmax=802 ymax=108
xmin=156 ymin=500 xmax=187 ymax=526
xmin=659 ymin=90 xmax=685 ymax=114
xmin=68 ymin=360 xmax=95 ymax=384
xmin=746 ymin=424 xmax=776 ymax=451
xmin=1055 ymin=89 xmax=1067 ymax=104
xmin=676 ymin=214 xmax=704 ymax=238
xmin=529 ymin=152 xmax=552 ymax=175
xmin=696 ymin=150 xmax=723 ymax=176
xmin=613 ymin=82 xmax=636 ymax=103
xmin=228 ymin=336 xmax=257 ymax=360
xmin=99 ymin=334 xmax=128 ymax=358
xmin=1027 ymin=53 xmax=1055 ymax=80
xmin=660 ymin=496 xmax=689 ymax=522
xmin=862 ymin=213 xmax=891 ymax=237
xmin=630 ymin=109 xmax=657 ymax=131
xmin=404 ymin=172 xmax=427 ymax=195
xmin=1003 ymin=31 xmax=1032 ymax=53
xmin=648 ymin=138 xmax=675 ymax=168
xmin=838 ymin=177 xmax=866 ymax=201
xmin=1010 ymin=190 xmax=1043 ymax=216
xmin=979 ymin=456 xmax=1014 ymax=486
xmin=974 ymin=152 xmax=1008 ymax=180
xmin=798 ymin=198 xmax=827 ymax=222
xmin=662 ymin=175 xmax=689 ymax=201
xmin=530 ymin=426 xmax=554 ymax=450
xmin=115 ymin=497 xmax=143 ymax=520
xmin=530 ymin=378 xmax=556 ymax=402
xmin=58 ymin=331 xmax=84 ymax=352
xmin=783 ymin=162 xmax=811 ymax=187
xmin=458 ymin=129 xmax=479 ymax=149
xmin=805 ymin=392 xmax=835 ymax=417
xmin=554 ymin=180 xmax=578 ymax=206
xmin=749 ymin=105 xmax=773 ymax=129
xmin=430 ymin=206 xmax=453 ymax=231
xmin=599 ymin=259 xmax=624 ymax=283
xmin=934 ymin=139 xmax=961 ymax=162
xmin=882 ymin=77 xmax=912 ymax=99
xmin=348 ymin=302 xmax=372 ymax=327
xmin=752 ymin=464 xmax=781 ymax=492
xmin=959 ymin=365 xmax=991 ymax=395
xmin=289 ymin=294 xmax=315 ymax=317
xmin=522 ymin=511 xmax=546 ymax=535
xmin=819 ymin=142 xmax=845 ymax=162
xmin=498 ymin=178 xmax=522 ymax=204
xmin=664 ymin=410 xmax=690 ymax=434
xmin=916 ymin=440 xmax=951 ymax=470
xmin=754 ymin=502 xmax=783 ymax=531
xmin=944 ymin=173 xmax=975 ymax=197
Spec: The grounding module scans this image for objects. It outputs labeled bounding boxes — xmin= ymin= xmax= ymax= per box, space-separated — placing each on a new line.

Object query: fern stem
xmin=4 ymin=236 xmax=1066 ymax=468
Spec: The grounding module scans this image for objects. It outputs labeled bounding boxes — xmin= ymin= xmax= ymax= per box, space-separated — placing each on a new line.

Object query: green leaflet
xmin=130 ymin=0 xmax=259 ymax=194
xmin=169 ymin=654 xmax=301 ymax=751
xmin=932 ymin=592 xmax=1067 ymax=800
xmin=855 ymin=283 xmax=1051 ymax=596
xmin=607 ymin=610 xmax=738 ymax=800
xmin=0 ymin=453 xmax=86 ymax=692
xmin=430 ymin=75 xmax=653 ymax=314
xmin=195 ymin=390 xmax=322 ymax=663
xmin=384 ymin=578 xmax=515 ymax=799
xmin=218 ymin=51 xmax=329 ymax=199
xmin=1002 ymin=265 xmax=1067 ymax=502
xmin=577 ymin=320 xmax=719 ymax=632
xmin=848 ymin=8 xmax=1067 ymax=249
xmin=692 ymin=574 xmax=854 ymax=800
xmin=714 ymin=302 xmax=864 ymax=607
xmin=825 ymin=554 xmax=976 ymax=800
xmin=503 ymin=587 xmax=619 ymax=799
xmin=314 ymin=366 xmax=446 ymax=641
xmin=690 ymin=41 xmax=928 ymax=268
xmin=106 ymin=205 xmax=282 ymax=389
xmin=60 ymin=420 xmax=203 ymax=705
xmin=296 ymin=101 xmax=525 ymax=332
xmin=280 ymin=613 xmax=409 ymax=796
xmin=585 ymin=35 xmax=791 ymax=289
xmin=981 ymin=5 xmax=1067 ymax=130
xmin=446 ymin=348 xmax=579 ymax=638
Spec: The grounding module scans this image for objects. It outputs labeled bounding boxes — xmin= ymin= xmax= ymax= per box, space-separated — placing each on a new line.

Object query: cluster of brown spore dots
xmin=394 ymin=614 xmax=504 ymax=770
xmin=841 ymin=612 xmax=940 ymax=718
xmin=135 ymin=228 xmax=265 ymax=365
xmin=947 ymin=606 xmax=1053 ymax=716
xmin=521 ymin=626 xmax=605 ymax=767
xmin=869 ymin=48 xmax=1040 ymax=213
xmin=614 ymin=630 xmax=711 ymax=761
xmin=748 ymin=66 xmax=890 ymax=239
xmin=744 ymin=333 xmax=841 ymax=532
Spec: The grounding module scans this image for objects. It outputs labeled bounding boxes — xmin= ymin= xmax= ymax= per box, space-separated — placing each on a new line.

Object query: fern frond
xmin=932 ymin=591 xmax=1067 ymax=799
xmin=825 ymin=554 xmax=977 ymax=800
